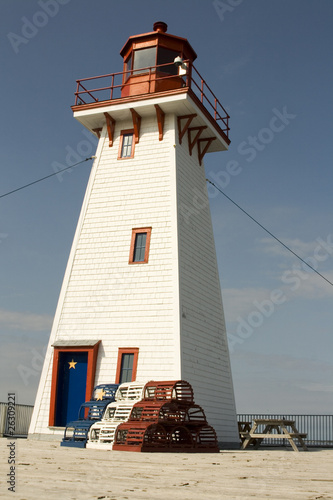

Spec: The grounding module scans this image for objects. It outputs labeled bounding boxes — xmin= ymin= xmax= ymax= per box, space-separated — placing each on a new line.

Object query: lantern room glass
xmin=133 ymin=47 xmax=156 ymax=72
xmin=157 ymin=47 xmax=179 ymax=75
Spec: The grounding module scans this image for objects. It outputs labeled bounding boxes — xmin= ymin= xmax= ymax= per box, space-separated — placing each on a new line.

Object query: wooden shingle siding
xmin=175 ymin=123 xmax=238 ymax=444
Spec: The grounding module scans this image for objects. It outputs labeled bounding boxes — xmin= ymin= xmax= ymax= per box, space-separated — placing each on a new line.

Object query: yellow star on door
xmin=68 ymin=359 xmax=77 ymax=369
xmin=95 ymin=388 xmax=106 ymax=401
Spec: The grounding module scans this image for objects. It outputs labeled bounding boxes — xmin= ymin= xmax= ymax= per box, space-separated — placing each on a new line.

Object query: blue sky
xmin=0 ymin=0 xmax=332 ymax=414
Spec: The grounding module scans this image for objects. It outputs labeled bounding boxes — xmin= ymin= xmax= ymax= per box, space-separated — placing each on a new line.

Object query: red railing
xmin=74 ymin=61 xmax=230 ymax=138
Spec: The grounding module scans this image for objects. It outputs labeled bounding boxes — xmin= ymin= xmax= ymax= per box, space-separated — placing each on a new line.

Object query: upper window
xmin=129 ymin=227 xmax=152 ymax=264
xmin=121 ymin=133 xmax=133 ymax=157
xmin=118 ymin=130 xmax=135 ymax=159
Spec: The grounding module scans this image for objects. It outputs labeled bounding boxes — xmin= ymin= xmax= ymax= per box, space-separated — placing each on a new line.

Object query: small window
xmin=119 ymin=354 xmax=134 ymax=383
xmin=115 ymin=348 xmax=139 ymax=384
xmin=129 ymin=227 xmax=152 ymax=264
xmin=121 ymin=133 xmax=133 ymax=157
xmin=118 ymin=129 xmax=135 ymax=159
xmin=133 ymin=232 xmax=146 ymax=262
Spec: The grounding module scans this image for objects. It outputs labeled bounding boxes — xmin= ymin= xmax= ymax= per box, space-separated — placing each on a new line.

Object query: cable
xmin=206 ymin=178 xmax=333 ymax=287
xmin=0 ymin=156 xmax=96 ymax=200
xmin=1 ymin=159 xmax=331 ymax=286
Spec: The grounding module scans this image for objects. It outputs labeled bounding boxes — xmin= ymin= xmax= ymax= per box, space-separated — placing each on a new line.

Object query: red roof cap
xmin=153 ymin=21 xmax=168 ymax=33
xmin=120 ymin=24 xmax=197 ymax=62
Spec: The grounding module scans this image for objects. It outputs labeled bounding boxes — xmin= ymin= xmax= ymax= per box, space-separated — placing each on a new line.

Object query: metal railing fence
xmin=1 ymin=405 xmax=331 ymax=445
xmin=0 ymin=402 xmax=34 ymax=437
xmin=237 ymin=413 xmax=333 ymax=447
xmin=73 ymin=60 xmax=230 ymax=138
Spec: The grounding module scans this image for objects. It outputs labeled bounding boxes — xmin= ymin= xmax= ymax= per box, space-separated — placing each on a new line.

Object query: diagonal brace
xmin=177 ymin=114 xmax=197 ymax=144
xmin=187 ymin=126 xmax=207 ymax=156
xmin=197 ymin=137 xmax=216 ymax=165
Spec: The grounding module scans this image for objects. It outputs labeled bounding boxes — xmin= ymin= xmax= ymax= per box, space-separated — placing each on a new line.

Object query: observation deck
xmin=71 ymin=22 xmax=230 ymax=155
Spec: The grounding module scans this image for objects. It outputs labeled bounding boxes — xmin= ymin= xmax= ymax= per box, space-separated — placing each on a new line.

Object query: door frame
xmin=49 ymin=341 xmax=100 ymax=427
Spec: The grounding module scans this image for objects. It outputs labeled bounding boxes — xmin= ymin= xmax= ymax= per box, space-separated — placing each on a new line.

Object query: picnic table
xmin=238 ymin=421 xmax=254 ymax=444
xmin=240 ymin=418 xmax=308 ymax=452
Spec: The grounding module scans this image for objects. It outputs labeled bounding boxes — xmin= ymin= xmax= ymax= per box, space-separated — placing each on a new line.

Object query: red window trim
xmin=129 ymin=227 xmax=152 ymax=264
xmin=115 ymin=348 xmax=139 ymax=384
xmin=118 ymin=129 xmax=135 ymax=159
xmin=48 ymin=342 xmax=100 ymax=427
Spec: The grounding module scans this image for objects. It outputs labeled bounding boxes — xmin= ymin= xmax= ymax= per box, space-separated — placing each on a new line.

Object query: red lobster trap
xmin=113 ymin=380 xmax=219 ymax=453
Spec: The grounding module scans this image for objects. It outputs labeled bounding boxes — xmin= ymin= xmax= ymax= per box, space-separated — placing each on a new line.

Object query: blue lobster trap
xmin=61 ymin=384 xmax=118 ymax=448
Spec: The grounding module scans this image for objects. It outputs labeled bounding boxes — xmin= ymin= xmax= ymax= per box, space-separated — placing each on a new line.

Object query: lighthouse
xmin=29 ymin=22 xmax=239 ymax=448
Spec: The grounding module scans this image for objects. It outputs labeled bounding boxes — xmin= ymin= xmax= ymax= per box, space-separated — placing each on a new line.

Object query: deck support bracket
xmin=130 ymin=108 xmax=142 ymax=143
xmin=154 ymin=104 xmax=165 ymax=141
xmin=104 ymin=113 xmax=115 ymax=147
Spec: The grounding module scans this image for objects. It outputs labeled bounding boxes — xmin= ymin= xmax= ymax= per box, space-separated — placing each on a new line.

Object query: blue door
xmin=55 ymin=352 xmax=88 ymax=426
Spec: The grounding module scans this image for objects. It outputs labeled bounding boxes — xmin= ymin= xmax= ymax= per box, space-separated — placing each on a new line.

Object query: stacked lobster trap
xmin=113 ymin=380 xmax=219 ymax=453
xmin=61 ymin=384 xmax=119 ymax=448
xmin=86 ymin=381 xmax=147 ymax=450
xmin=61 ymin=380 xmax=219 ymax=453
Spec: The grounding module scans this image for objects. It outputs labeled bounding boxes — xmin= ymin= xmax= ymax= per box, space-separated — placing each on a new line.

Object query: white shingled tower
xmin=29 ymin=22 xmax=239 ymax=447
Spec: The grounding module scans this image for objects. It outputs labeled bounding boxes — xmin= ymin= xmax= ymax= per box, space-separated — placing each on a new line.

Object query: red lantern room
xmin=120 ymin=21 xmax=197 ymax=97
xmin=72 ymin=22 xmax=230 ymax=162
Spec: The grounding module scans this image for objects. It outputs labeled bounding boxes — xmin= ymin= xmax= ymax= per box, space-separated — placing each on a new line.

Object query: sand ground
xmin=0 ymin=438 xmax=332 ymax=500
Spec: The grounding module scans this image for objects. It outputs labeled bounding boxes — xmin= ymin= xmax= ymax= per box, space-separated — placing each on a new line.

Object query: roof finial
xmin=153 ymin=21 xmax=168 ymax=33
